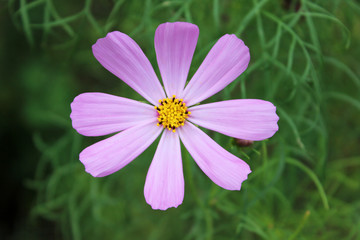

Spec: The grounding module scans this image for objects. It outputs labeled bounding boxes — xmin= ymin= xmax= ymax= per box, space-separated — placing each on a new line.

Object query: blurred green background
xmin=1 ymin=0 xmax=360 ymax=239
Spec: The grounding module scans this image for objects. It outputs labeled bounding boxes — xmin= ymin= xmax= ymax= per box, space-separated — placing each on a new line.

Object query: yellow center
xmin=154 ymin=95 xmax=191 ymax=132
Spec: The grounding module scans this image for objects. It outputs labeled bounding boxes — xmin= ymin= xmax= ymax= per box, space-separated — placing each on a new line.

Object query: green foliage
xmin=2 ymin=0 xmax=360 ymax=239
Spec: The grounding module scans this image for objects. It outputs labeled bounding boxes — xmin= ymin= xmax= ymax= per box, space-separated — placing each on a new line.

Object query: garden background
xmin=1 ymin=0 xmax=360 ymax=239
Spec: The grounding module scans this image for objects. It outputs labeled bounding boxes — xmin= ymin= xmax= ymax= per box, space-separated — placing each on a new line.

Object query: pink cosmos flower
xmin=70 ymin=22 xmax=279 ymax=210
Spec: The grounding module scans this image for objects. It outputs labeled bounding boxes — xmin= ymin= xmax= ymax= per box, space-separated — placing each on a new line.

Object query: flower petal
xmin=70 ymin=92 xmax=157 ymax=137
xmin=92 ymin=31 xmax=165 ymax=105
xmin=182 ymin=34 xmax=250 ymax=106
xmin=178 ymin=123 xmax=251 ymax=190
xmin=80 ymin=121 xmax=162 ymax=177
xmin=155 ymin=22 xmax=199 ymax=97
xmin=188 ymin=99 xmax=279 ymax=141
xmin=144 ymin=131 xmax=184 ymax=210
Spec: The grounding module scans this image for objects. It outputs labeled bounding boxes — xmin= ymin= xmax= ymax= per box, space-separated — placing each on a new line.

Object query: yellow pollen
xmin=155 ymin=95 xmax=190 ymax=132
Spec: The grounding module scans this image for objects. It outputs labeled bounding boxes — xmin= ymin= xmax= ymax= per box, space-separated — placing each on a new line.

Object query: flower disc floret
xmin=155 ymin=95 xmax=191 ymax=132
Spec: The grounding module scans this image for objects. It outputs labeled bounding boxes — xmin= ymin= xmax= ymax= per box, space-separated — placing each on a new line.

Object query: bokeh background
xmin=1 ymin=0 xmax=360 ymax=239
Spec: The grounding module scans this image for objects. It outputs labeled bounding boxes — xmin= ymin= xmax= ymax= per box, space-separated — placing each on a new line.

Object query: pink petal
xmin=70 ymin=92 xmax=157 ymax=137
xmin=92 ymin=31 xmax=165 ymax=105
xmin=80 ymin=121 xmax=162 ymax=177
xmin=144 ymin=131 xmax=184 ymax=210
xmin=178 ymin=123 xmax=251 ymax=190
xmin=188 ymin=99 xmax=279 ymax=141
xmin=155 ymin=22 xmax=199 ymax=97
xmin=182 ymin=34 xmax=250 ymax=106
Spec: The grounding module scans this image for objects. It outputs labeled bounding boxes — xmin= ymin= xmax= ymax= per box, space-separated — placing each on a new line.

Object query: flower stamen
xmin=154 ymin=95 xmax=191 ymax=132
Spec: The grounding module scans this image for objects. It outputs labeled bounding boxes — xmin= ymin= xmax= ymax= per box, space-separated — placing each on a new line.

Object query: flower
xmin=70 ymin=22 xmax=279 ymax=210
